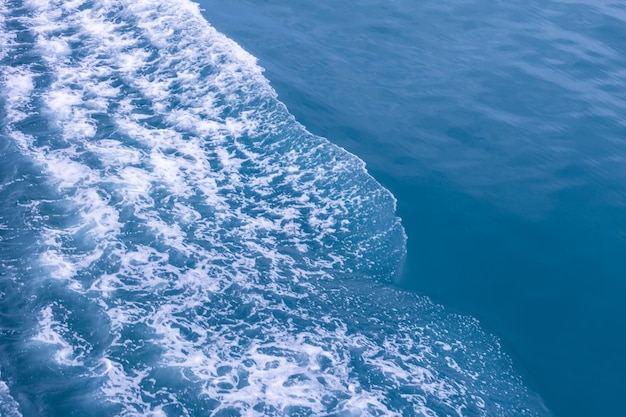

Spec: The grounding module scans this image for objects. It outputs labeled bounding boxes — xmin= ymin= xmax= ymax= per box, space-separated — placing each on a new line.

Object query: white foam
xmin=0 ymin=372 xmax=22 ymax=417
xmin=33 ymin=305 xmax=88 ymax=366
xmin=2 ymin=68 xmax=35 ymax=124
xmin=0 ymin=1 xmax=14 ymax=62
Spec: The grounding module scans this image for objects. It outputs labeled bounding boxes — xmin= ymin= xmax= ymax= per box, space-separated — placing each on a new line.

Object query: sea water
xmin=201 ymin=1 xmax=626 ymax=417
xmin=0 ymin=0 xmax=615 ymax=416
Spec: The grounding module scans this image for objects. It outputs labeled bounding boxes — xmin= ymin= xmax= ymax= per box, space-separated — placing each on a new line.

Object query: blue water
xmin=201 ymin=1 xmax=626 ymax=416
xmin=0 ymin=0 xmax=620 ymax=416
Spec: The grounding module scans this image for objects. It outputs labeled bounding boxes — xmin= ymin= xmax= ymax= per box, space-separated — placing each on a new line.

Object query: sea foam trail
xmin=0 ymin=375 xmax=22 ymax=417
xmin=0 ymin=0 xmax=550 ymax=415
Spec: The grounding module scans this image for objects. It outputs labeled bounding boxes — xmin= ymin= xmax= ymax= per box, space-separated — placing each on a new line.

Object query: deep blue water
xmin=201 ymin=1 xmax=626 ymax=416
xmin=0 ymin=0 xmax=622 ymax=416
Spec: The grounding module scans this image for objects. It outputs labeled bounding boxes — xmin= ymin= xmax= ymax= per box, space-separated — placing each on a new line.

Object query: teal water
xmin=202 ymin=1 xmax=626 ymax=416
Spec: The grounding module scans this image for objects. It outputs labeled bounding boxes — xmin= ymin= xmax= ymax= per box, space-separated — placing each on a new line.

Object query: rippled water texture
xmin=202 ymin=1 xmax=626 ymax=416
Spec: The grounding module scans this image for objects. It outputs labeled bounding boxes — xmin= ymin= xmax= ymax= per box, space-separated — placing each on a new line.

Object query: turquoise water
xmin=202 ymin=1 xmax=626 ymax=416
xmin=0 ymin=0 xmax=621 ymax=416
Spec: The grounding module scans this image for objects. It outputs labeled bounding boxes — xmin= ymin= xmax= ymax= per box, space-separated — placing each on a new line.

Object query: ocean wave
xmin=0 ymin=0 xmax=549 ymax=415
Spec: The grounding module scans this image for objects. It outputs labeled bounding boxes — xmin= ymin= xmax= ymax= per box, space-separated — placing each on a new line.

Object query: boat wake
xmin=0 ymin=0 xmax=550 ymax=415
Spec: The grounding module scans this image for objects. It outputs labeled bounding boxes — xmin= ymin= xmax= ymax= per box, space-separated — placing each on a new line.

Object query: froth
xmin=0 ymin=373 xmax=22 ymax=417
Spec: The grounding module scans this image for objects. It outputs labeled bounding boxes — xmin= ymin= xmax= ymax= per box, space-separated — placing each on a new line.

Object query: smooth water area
xmin=0 ymin=0 xmax=552 ymax=416
xmin=202 ymin=1 xmax=626 ymax=416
